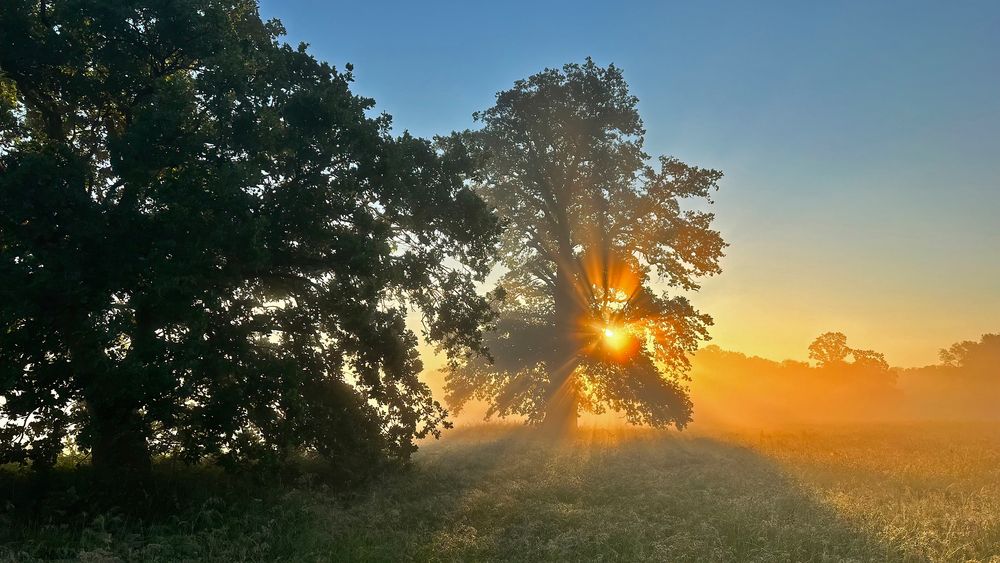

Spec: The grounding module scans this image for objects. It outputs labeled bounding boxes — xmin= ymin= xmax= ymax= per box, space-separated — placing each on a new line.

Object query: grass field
xmin=3 ymin=423 xmax=1000 ymax=561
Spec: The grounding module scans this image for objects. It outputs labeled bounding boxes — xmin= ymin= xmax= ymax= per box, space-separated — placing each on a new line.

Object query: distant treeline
xmin=689 ymin=333 xmax=1000 ymax=426
xmin=898 ymin=334 xmax=1000 ymax=421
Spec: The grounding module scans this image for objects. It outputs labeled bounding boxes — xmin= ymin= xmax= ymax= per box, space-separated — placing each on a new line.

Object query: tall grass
xmin=2 ymin=423 xmax=998 ymax=561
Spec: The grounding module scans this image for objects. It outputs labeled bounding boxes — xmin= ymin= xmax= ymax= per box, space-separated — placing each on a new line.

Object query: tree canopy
xmin=939 ymin=333 xmax=1000 ymax=369
xmin=808 ymin=332 xmax=851 ymax=367
xmin=444 ymin=59 xmax=726 ymax=430
xmin=808 ymin=332 xmax=889 ymax=371
xmin=0 ymin=0 xmax=497 ymax=479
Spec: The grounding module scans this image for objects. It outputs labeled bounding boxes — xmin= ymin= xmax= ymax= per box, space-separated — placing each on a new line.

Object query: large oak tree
xmin=0 ymin=0 xmax=497 ymax=481
xmin=444 ymin=60 xmax=726 ymax=431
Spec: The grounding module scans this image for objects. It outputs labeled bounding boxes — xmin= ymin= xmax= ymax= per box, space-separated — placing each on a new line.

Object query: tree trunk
xmin=87 ymin=400 xmax=152 ymax=488
xmin=68 ymin=307 xmax=153 ymax=491
xmin=87 ymin=305 xmax=155 ymax=489
xmin=542 ymin=265 xmax=582 ymax=435
xmin=543 ymin=371 xmax=579 ymax=434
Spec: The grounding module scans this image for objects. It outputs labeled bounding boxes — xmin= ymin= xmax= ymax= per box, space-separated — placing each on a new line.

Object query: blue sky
xmin=260 ymin=0 xmax=1000 ymax=366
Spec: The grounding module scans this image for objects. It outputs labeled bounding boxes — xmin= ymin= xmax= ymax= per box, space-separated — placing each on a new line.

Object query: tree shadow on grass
xmin=322 ymin=425 xmax=921 ymax=562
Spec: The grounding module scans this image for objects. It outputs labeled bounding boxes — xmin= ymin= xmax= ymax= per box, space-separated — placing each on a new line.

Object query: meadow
xmin=2 ymin=422 xmax=999 ymax=562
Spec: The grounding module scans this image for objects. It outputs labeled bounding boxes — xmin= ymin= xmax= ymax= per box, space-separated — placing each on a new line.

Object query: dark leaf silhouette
xmin=0 ymin=0 xmax=498 ymax=481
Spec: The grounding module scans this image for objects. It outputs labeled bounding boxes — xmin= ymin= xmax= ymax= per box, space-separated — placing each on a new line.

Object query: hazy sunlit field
xmin=3 ymin=423 xmax=999 ymax=562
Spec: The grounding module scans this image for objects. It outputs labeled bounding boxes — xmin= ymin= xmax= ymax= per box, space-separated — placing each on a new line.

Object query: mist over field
xmin=357 ymin=335 xmax=999 ymax=562
xmin=690 ymin=339 xmax=1000 ymax=428
xmin=433 ymin=333 xmax=1000 ymax=431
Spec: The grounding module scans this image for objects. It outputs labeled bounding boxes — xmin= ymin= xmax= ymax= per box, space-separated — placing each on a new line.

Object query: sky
xmin=259 ymin=0 xmax=1000 ymax=367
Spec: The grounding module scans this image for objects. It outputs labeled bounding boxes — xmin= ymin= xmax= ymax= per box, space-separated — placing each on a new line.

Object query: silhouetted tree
xmin=850 ymin=349 xmax=889 ymax=371
xmin=0 ymin=0 xmax=498 ymax=482
xmin=808 ymin=332 xmax=851 ymax=367
xmin=938 ymin=334 xmax=1000 ymax=369
xmin=899 ymin=333 xmax=999 ymax=420
xmin=809 ymin=332 xmax=889 ymax=371
xmin=443 ymin=59 xmax=725 ymax=431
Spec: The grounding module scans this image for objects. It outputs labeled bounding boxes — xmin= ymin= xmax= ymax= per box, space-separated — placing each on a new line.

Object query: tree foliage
xmin=938 ymin=334 xmax=1000 ymax=369
xmin=0 ymin=0 xmax=498 ymax=478
xmin=808 ymin=332 xmax=851 ymax=367
xmin=444 ymin=59 xmax=726 ymax=429
xmin=808 ymin=332 xmax=888 ymax=371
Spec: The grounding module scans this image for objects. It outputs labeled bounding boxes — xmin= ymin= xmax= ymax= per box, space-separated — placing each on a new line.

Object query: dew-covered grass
xmin=3 ymin=423 xmax=999 ymax=561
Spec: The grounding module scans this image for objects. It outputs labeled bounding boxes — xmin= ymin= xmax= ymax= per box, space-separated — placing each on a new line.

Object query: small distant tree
xmin=939 ymin=341 xmax=977 ymax=368
xmin=0 ymin=0 xmax=498 ymax=481
xmin=939 ymin=334 xmax=1000 ymax=370
xmin=808 ymin=332 xmax=851 ymax=367
xmin=809 ymin=332 xmax=889 ymax=371
xmin=444 ymin=59 xmax=726 ymax=431
xmin=851 ymin=349 xmax=889 ymax=371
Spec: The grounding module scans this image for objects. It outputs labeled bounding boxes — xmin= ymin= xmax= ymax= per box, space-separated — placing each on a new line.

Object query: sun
xmin=602 ymin=325 xmax=626 ymax=350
